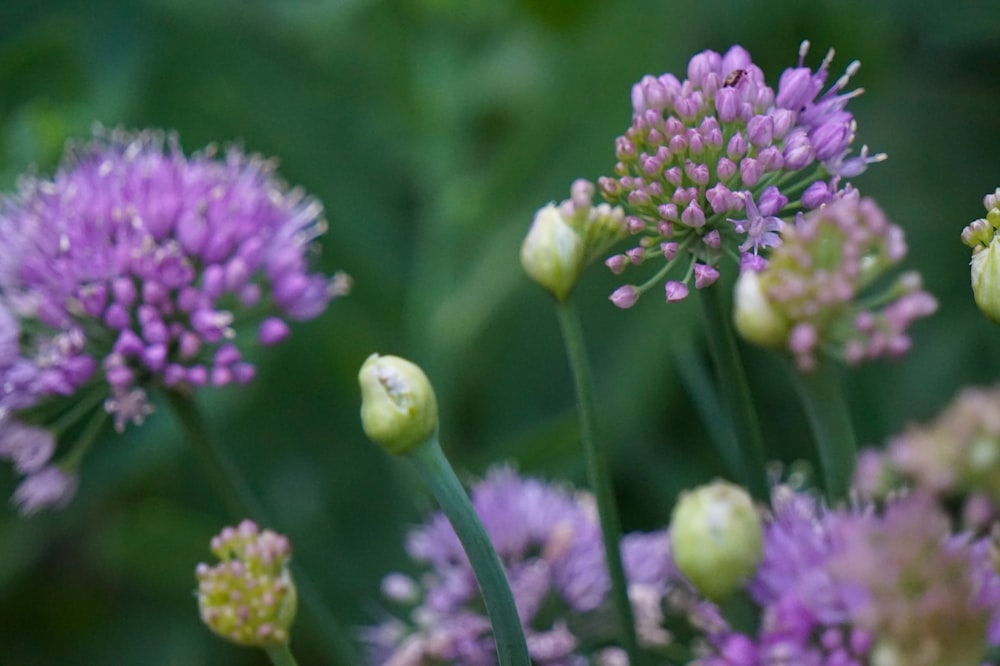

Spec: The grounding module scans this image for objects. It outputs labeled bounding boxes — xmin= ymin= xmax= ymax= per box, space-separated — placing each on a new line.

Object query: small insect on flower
xmin=723 ymin=68 xmax=747 ymax=87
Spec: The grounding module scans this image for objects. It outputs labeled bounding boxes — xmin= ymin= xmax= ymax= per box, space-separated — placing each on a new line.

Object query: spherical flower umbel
xmin=0 ymin=127 xmax=347 ymax=513
xmin=600 ymin=41 xmax=884 ymax=307
xmin=733 ymin=190 xmax=936 ymax=370
xmin=195 ymin=519 xmax=297 ymax=647
xmin=827 ymin=493 xmax=997 ymax=666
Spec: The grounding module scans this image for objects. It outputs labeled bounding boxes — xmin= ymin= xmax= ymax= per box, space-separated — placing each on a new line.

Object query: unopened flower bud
xmin=359 ymin=353 xmax=438 ymax=455
xmin=196 ymin=520 xmax=297 ymax=647
xmin=669 ymin=480 xmax=763 ymax=601
xmin=733 ymin=269 xmax=788 ymax=347
xmin=520 ymin=204 xmax=585 ymax=301
xmin=961 ymin=190 xmax=1000 ymax=325
xmin=970 ymin=237 xmax=1000 ymax=325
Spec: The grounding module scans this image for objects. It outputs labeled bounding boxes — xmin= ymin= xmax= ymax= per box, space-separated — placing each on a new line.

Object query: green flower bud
xmin=669 ymin=480 xmax=763 ymax=602
xmin=970 ymin=237 xmax=1000 ymax=325
xmin=520 ymin=203 xmax=585 ymax=301
xmin=196 ymin=520 xmax=297 ymax=647
xmin=359 ymin=353 xmax=439 ymax=455
xmin=733 ymin=269 xmax=789 ymax=348
xmin=961 ymin=190 xmax=1000 ymax=326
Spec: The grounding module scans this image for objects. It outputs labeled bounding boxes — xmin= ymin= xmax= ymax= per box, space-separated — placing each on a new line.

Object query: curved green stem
xmin=697 ymin=285 xmax=769 ymax=501
xmin=264 ymin=643 xmax=300 ymax=666
xmin=405 ymin=436 xmax=531 ymax=665
xmin=555 ymin=300 xmax=643 ymax=666
xmin=785 ymin=360 xmax=858 ymax=502
xmin=163 ymin=390 xmax=361 ymax=665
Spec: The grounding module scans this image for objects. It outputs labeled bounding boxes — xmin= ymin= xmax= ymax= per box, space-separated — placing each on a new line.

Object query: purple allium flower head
xmin=0 ymin=127 xmax=348 ymax=513
xmin=732 ymin=190 xmax=935 ymax=371
xmin=827 ymin=492 xmax=998 ymax=666
xmin=689 ymin=485 xmax=1000 ymax=666
xmin=364 ymin=467 xmax=676 ymax=665
xmin=601 ymin=42 xmax=881 ymax=306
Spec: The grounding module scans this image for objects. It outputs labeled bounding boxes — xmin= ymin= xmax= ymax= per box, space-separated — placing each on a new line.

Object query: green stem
xmin=163 ymin=390 xmax=361 ymax=665
xmin=164 ymin=390 xmax=267 ymax=520
xmin=554 ymin=300 xmax=643 ymax=665
xmin=405 ymin=436 xmax=531 ymax=665
xmin=785 ymin=360 xmax=858 ymax=502
xmin=697 ymin=286 xmax=769 ymax=501
xmin=264 ymin=643 xmax=300 ymax=666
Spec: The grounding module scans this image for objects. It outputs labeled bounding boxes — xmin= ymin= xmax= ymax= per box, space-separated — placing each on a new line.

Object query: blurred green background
xmin=1 ymin=0 xmax=999 ymax=663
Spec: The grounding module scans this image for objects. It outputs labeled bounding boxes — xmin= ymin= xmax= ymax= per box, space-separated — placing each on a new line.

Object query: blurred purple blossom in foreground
xmin=0 ymin=126 xmax=348 ymax=514
xmin=365 ymin=468 xmax=1000 ymax=665
xmin=363 ymin=467 xmax=677 ymax=665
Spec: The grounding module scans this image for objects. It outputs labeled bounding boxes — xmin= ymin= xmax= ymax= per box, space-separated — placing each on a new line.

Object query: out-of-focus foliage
xmin=1 ymin=0 xmax=1000 ymax=663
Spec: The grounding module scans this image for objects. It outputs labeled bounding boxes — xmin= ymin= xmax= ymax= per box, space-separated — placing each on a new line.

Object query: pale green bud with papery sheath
xmin=520 ymin=203 xmax=586 ymax=301
xmin=359 ymin=353 xmax=439 ymax=455
xmin=669 ymin=480 xmax=763 ymax=602
xmin=521 ymin=179 xmax=626 ymax=301
xmin=733 ymin=268 xmax=789 ymax=348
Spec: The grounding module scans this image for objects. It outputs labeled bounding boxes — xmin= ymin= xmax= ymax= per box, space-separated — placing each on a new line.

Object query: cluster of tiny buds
xmin=195 ymin=519 xmax=297 ymax=647
xmin=598 ymin=42 xmax=885 ymax=308
xmin=960 ymin=188 xmax=1000 ymax=249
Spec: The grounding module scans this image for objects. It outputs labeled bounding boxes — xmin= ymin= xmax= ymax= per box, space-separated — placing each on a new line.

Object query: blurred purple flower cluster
xmin=363 ymin=467 xmax=678 ymax=665
xmin=0 ymin=127 xmax=347 ymax=513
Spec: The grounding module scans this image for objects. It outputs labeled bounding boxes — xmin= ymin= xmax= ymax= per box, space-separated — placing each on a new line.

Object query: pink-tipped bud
xmin=610 ymin=285 xmax=640 ymax=309
xmin=665 ymin=281 xmax=689 ymax=302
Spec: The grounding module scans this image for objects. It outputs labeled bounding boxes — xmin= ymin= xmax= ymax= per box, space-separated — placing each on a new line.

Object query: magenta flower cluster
xmin=601 ymin=42 xmax=881 ymax=307
xmin=0 ymin=127 xmax=346 ymax=514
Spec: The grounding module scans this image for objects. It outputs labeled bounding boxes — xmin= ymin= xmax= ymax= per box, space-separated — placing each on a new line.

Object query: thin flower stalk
xmin=555 ymin=299 xmax=643 ymax=665
xmin=784 ymin=359 xmax=857 ymax=502
xmin=697 ymin=285 xmax=768 ymax=500
xmin=405 ymin=437 xmax=532 ymax=666
xmin=168 ymin=393 xmax=361 ymax=665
